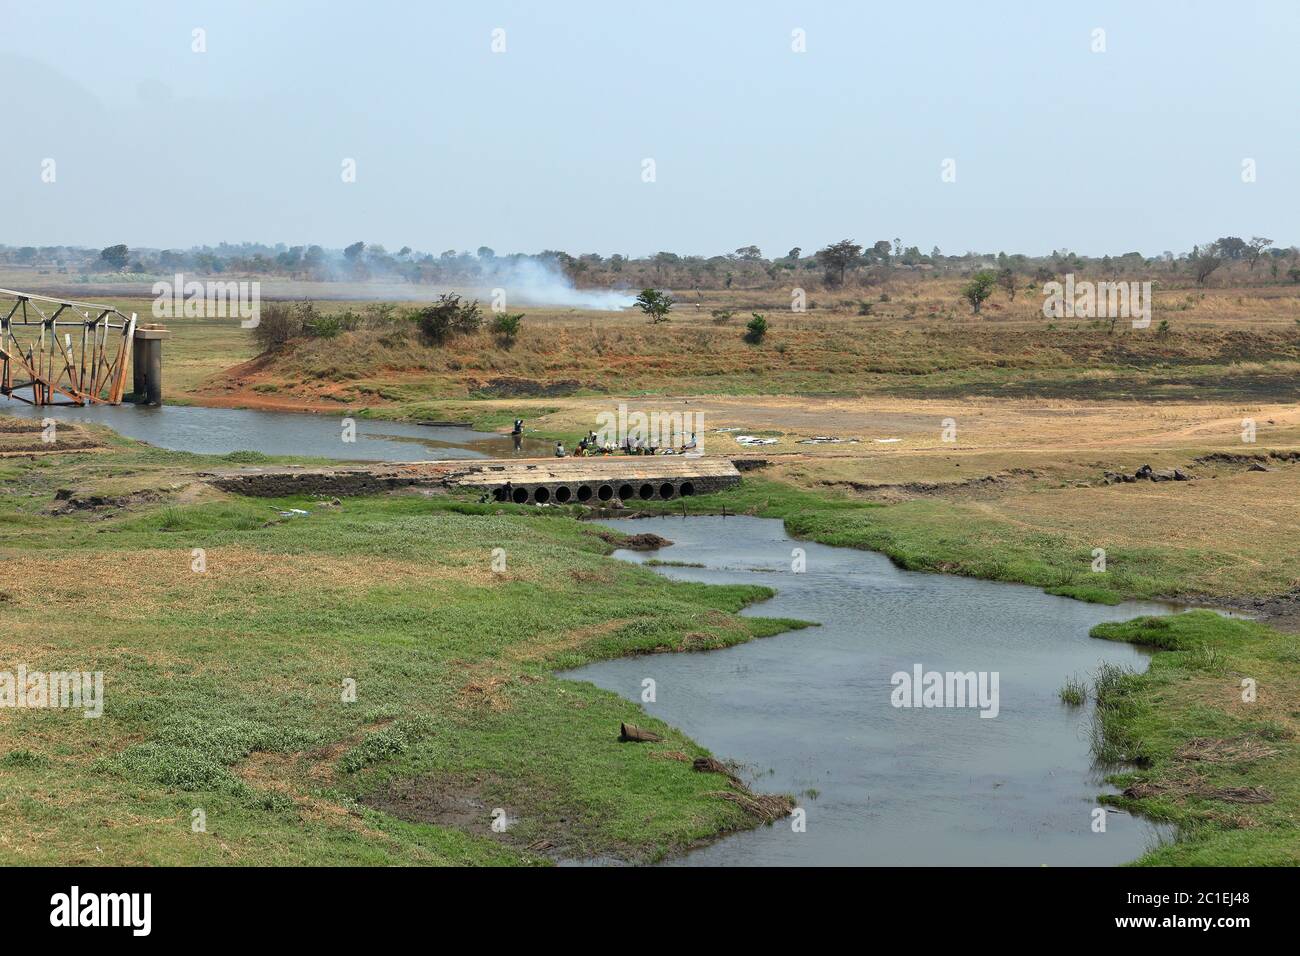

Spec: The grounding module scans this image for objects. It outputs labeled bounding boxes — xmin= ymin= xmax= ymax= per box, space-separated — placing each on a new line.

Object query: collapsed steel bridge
xmin=0 ymin=288 xmax=136 ymax=406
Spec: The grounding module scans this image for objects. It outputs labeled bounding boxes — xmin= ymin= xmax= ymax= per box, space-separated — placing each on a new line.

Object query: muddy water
xmin=563 ymin=515 xmax=1179 ymax=866
xmin=0 ymin=400 xmax=549 ymax=460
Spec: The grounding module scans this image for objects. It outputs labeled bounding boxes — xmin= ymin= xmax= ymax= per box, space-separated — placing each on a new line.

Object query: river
xmin=0 ymin=400 xmax=550 ymax=460
xmin=564 ymin=515 xmax=1178 ymax=866
xmin=7 ymin=397 xmax=1177 ymax=864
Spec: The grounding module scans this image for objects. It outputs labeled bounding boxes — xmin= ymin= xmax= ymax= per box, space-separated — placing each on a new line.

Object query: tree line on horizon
xmin=2 ymin=235 xmax=1297 ymax=291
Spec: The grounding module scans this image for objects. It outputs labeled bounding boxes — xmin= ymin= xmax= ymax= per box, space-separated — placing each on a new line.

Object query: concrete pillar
xmin=132 ymin=326 xmax=168 ymax=405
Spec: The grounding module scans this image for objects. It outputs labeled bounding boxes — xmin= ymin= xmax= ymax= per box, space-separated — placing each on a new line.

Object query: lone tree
xmin=1189 ymin=243 xmax=1223 ymax=286
xmin=99 ymin=244 xmax=128 ymax=270
xmin=490 ymin=311 xmax=523 ymax=346
xmin=961 ymin=270 xmax=998 ymax=315
xmin=634 ymin=288 xmax=674 ymax=324
xmin=815 ymin=239 xmax=862 ymax=286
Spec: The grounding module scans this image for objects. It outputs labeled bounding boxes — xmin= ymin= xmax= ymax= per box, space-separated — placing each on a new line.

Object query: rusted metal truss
xmin=0 ymin=289 xmax=136 ymax=406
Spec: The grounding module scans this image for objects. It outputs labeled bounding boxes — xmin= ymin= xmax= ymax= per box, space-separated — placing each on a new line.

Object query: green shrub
xmin=304 ymin=309 xmax=361 ymax=339
xmin=490 ymin=311 xmax=523 ymax=343
xmin=744 ymin=312 xmax=768 ymax=344
xmin=414 ymin=293 xmax=483 ymax=344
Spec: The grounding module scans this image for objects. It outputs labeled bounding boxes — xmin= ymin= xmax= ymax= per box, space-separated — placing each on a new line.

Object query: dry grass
xmin=1175 ymin=737 xmax=1281 ymax=764
xmin=0 ymin=544 xmax=542 ymax=624
xmin=35 ymin=280 xmax=1292 ymax=410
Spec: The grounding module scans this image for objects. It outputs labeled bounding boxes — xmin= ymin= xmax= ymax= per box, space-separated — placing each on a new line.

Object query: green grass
xmin=633 ymin=477 xmax=1195 ymax=605
xmin=1089 ymin=612 xmax=1300 ymax=865
xmin=0 ymin=470 xmax=809 ymax=865
xmin=1059 ymin=675 xmax=1088 ymax=706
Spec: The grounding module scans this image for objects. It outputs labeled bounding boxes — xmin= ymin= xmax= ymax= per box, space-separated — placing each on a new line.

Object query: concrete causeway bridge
xmin=448 ymin=455 xmax=740 ymax=503
xmin=205 ymin=455 xmax=742 ymax=504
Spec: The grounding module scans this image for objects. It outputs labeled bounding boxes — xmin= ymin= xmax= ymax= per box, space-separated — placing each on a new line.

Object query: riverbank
xmin=629 ymin=476 xmax=1300 ymax=613
xmin=567 ymin=515 xmax=1175 ymax=866
xmin=0 ymin=435 xmax=811 ymax=864
xmin=622 ymin=482 xmax=1299 ymax=864
xmin=1092 ymin=613 xmax=1299 ymax=865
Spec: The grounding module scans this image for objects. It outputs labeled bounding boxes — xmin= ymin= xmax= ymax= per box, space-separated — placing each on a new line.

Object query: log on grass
xmin=619 ymin=722 xmax=662 ymax=743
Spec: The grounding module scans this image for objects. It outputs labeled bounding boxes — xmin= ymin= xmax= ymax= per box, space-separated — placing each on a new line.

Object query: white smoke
xmin=483 ymin=258 xmax=635 ymax=310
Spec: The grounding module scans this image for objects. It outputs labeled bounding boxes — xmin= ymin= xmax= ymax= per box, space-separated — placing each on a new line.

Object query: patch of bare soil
xmin=362 ymin=773 xmax=498 ymax=833
xmin=358 ymin=772 xmax=563 ymax=858
xmin=192 ymin=353 xmax=355 ymax=411
xmin=45 ymin=486 xmax=164 ymax=514
xmin=0 ymin=417 xmax=107 ymax=455
xmin=1179 ymin=588 xmax=1300 ymax=634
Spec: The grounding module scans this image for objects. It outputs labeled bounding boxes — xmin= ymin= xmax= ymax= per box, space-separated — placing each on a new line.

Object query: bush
xmin=250 ymin=299 xmax=356 ymax=350
xmin=414 ymin=293 xmax=483 ymax=344
xmin=634 ymin=288 xmax=674 ymax=324
xmin=710 ymin=309 xmax=735 ymax=324
xmin=362 ymin=302 xmax=398 ymax=325
xmin=251 ymin=302 xmax=304 ymax=352
xmin=304 ymin=308 xmax=361 ymax=339
xmin=744 ymin=312 xmax=768 ymax=344
xmin=490 ymin=311 xmax=523 ymax=343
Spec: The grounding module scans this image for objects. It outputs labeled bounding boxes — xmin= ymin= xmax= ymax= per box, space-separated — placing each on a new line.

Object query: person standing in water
xmin=512 ymin=419 xmax=523 ymax=453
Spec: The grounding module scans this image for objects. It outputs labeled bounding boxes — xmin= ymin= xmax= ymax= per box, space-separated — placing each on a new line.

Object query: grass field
xmin=0 ymin=439 xmax=809 ymax=864
xmin=2 ymin=438 xmax=1295 ymax=864
xmin=1 ymin=274 xmax=1296 ymax=866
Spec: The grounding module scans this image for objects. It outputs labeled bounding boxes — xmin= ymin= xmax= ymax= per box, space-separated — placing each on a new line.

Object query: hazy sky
xmin=3 ymin=1 xmax=1296 ymax=257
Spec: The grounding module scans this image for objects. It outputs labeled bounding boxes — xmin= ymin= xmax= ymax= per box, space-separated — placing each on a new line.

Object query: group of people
xmin=511 ymin=417 xmax=698 ymax=459
xmin=555 ymin=431 xmax=698 ymax=458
